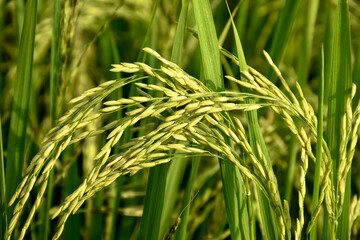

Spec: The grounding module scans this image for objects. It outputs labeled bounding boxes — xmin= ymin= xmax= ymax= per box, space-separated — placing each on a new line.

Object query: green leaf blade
xmin=193 ymin=1 xmax=250 ymax=239
xmin=6 ymin=0 xmax=38 ymax=206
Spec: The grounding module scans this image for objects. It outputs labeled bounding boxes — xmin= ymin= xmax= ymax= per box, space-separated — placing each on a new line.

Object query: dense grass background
xmin=1 ymin=0 xmax=360 ymax=239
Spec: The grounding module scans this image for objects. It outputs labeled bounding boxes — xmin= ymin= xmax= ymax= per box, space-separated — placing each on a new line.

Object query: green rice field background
xmin=1 ymin=0 xmax=360 ymax=239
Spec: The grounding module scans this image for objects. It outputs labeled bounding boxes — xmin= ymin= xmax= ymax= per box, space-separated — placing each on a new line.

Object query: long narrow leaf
xmin=42 ymin=0 xmax=62 ymax=238
xmin=336 ymin=3 xmax=353 ymax=238
xmin=138 ymin=2 xmax=167 ymax=240
xmin=284 ymin=0 xmax=319 ymax=204
xmin=159 ymin=1 xmax=194 ymax=237
xmin=226 ymin=2 xmax=283 ymax=239
xmin=0 ymin=112 xmax=6 ymax=240
xmin=175 ymin=157 xmax=199 ymax=240
xmin=309 ymin=46 xmax=324 ymax=240
xmin=265 ymin=0 xmax=300 ymax=81
xmin=193 ymin=1 xmax=249 ymax=239
xmin=139 ymin=164 xmax=167 ymax=240
xmin=325 ymin=0 xmax=352 ymax=238
xmin=6 ymin=0 xmax=37 ymax=206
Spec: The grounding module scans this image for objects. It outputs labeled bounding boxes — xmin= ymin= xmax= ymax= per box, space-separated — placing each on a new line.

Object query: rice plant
xmin=1 ymin=0 xmax=360 ymax=239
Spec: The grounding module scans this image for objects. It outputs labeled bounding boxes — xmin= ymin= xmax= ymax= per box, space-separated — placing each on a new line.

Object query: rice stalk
xmin=309 ymin=46 xmax=325 ymax=240
xmin=105 ymin=28 xmax=124 ymax=240
xmin=42 ymin=0 xmax=62 ymax=239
